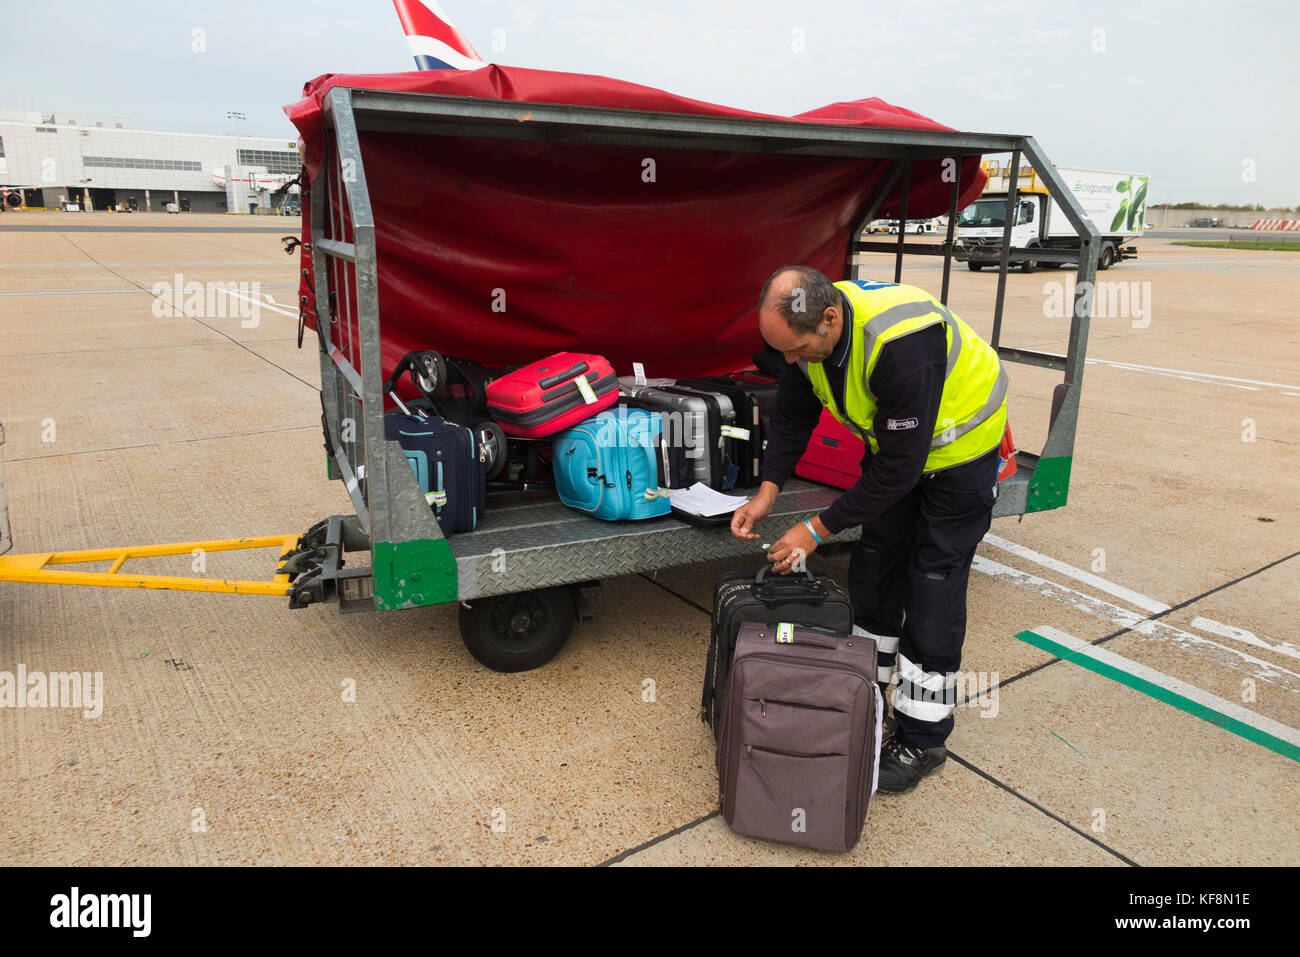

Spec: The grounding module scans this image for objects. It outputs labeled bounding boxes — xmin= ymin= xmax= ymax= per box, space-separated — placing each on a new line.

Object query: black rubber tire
xmin=459 ymin=588 xmax=574 ymax=672
xmin=474 ymin=419 xmax=508 ymax=480
xmin=1021 ymin=259 xmax=1037 ymax=273
xmin=1098 ymin=245 xmax=1115 ymax=271
xmin=967 ymin=262 xmax=984 ymax=272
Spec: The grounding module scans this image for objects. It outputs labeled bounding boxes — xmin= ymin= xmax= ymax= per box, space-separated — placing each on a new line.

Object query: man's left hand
xmin=767 ymin=520 xmax=820 ymax=575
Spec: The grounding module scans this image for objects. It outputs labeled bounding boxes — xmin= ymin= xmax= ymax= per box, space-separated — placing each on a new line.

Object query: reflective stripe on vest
xmin=798 ymin=282 xmax=1007 ymax=472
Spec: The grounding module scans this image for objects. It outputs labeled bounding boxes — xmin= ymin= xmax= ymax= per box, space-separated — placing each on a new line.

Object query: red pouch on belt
xmin=997 ymin=422 xmax=1017 ymax=481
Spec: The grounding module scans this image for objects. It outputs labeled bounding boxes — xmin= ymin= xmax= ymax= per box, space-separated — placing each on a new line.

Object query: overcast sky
xmin=3 ymin=0 xmax=1296 ymax=206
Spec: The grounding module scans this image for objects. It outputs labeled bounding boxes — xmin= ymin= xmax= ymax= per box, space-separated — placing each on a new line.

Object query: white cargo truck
xmin=957 ymin=161 xmax=1148 ymax=272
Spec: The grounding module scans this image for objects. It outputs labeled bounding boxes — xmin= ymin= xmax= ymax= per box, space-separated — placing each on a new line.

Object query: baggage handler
xmin=730 ymin=266 xmax=1007 ymax=795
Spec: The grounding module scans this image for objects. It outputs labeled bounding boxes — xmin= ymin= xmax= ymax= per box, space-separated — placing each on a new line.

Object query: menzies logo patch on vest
xmin=886 ymin=417 xmax=919 ymax=431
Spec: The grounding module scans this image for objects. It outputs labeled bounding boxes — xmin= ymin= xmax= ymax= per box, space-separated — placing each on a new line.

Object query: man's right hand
xmin=731 ymin=482 xmax=780 ymax=540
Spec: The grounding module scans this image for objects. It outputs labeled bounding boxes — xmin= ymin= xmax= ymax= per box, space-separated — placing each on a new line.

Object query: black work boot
xmin=876 ymin=736 xmax=947 ymax=794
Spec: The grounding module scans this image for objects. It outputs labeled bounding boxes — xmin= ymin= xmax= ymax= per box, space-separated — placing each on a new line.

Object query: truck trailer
xmin=957 ymin=160 xmax=1148 ymax=272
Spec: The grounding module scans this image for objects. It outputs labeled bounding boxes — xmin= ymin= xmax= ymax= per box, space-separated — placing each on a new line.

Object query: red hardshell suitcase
xmin=485 ymin=352 xmax=619 ymax=438
xmin=795 ymin=409 xmax=865 ymax=489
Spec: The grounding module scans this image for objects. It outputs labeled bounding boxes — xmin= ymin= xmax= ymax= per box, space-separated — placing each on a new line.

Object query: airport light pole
xmin=227 ymin=110 xmax=246 ymax=163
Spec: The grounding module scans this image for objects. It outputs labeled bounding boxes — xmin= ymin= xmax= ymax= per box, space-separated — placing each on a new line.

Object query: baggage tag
xmin=720 ymin=425 xmax=751 ymax=442
xmin=425 ymin=490 xmax=448 ymax=507
xmin=633 ymin=362 xmax=647 ymax=387
xmin=776 ymin=623 xmax=795 ymax=644
xmin=574 ymin=374 xmax=598 ymax=405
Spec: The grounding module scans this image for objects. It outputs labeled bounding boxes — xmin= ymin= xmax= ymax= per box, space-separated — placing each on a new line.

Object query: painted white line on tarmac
xmin=0 ymin=260 xmax=287 ymax=269
xmin=214 ymin=287 xmax=297 ymax=318
xmin=1085 ymin=357 xmax=1300 ymax=391
xmin=0 ymin=284 xmax=299 ymax=298
xmin=1025 ymin=626 xmax=1300 ymax=760
xmin=1111 ymin=259 xmax=1270 ymax=267
xmin=1189 ymin=617 xmax=1300 ymax=662
xmin=972 ymin=555 xmax=1300 ymax=692
xmin=983 ymin=533 xmax=1171 ymax=615
xmin=872 ymin=259 xmax=1255 ymax=271
xmin=984 ymin=536 xmax=1300 ymax=677
xmin=0 ymin=288 xmax=145 ymax=297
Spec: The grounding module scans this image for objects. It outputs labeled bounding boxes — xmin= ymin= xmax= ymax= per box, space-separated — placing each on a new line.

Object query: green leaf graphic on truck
xmin=1128 ymin=177 xmax=1148 ymax=230
xmin=1111 ymin=176 xmax=1148 ymax=231
xmin=1107 ymin=174 xmax=1149 ymax=231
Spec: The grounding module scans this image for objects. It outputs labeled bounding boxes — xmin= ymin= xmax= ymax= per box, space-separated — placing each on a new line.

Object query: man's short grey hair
xmin=758 ymin=265 xmax=840 ymax=335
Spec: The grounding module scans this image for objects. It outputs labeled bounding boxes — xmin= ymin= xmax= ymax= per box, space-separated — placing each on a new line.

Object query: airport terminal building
xmin=0 ymin=109 xmax=301 ymax=213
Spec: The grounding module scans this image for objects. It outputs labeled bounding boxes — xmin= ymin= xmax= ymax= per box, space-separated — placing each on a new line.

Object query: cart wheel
xmin=1098 ymin=244 xmax=1115 ymax=271
xmin=474 ymin=419 xmax=508 ymax=480
xmin=967 ymin=262 xmax=984 ymax=271
xmin=411 ymin=350 xmax=448 ymax=399
xmin=1021 ymin=259 xmax=1037 ymax=273
xmin=459 ymin=588 xmax=574 ymax=672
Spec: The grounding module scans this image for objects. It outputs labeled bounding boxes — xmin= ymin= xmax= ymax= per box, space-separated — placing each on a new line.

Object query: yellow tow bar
xmin=0 ymin=535 xmax=300 ymax=596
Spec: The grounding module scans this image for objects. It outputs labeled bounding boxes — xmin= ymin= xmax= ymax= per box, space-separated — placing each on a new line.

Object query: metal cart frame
xmin=294 ymin=86 xmax=1099 ymax=623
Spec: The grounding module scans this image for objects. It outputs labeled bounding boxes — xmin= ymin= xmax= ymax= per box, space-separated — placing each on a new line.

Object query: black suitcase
xmin=703 ymin=566 xmax=855 ymax=738
xmin=384 ymin=412 xmax=487 ymax=535
xmin=676 ymin=372 xmax=778 ymax=488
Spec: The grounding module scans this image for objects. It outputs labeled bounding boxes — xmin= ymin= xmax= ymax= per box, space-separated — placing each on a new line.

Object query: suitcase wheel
xmin=411 ymin=350 xmax=448 ymax=400
xmin=474 ymin=419 xmax=507 ymax=480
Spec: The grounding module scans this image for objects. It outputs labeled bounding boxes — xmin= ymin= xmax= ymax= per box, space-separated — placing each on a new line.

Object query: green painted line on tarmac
xmin=1017 ymin=626 xmax=1300 ymax=764
xmin=1049 ymin=730 xmax=1083 ymax=756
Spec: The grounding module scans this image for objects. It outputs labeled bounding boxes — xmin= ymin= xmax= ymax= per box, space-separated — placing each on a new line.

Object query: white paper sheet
xmin=669 ymin=482 xmax=751 ymax=517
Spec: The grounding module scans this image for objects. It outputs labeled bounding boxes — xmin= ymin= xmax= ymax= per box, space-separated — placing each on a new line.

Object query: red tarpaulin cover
xmin=285 ymin=65 xmax=986 ymax=381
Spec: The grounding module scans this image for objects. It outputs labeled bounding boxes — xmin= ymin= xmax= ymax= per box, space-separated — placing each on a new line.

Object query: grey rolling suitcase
xmin=627 ymin=383 xmax=738 ymax=490
xmin=716 ymin=620 xmax=882 ymax=852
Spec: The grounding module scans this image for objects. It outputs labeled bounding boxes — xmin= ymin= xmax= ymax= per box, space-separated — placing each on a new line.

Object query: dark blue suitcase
xmin=384 ymin=412 xmax=486 ymax=535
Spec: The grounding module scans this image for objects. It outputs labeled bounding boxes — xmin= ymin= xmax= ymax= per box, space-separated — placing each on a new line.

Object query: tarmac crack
xmin=597 ymin=810 xmax=721 ymax=866
xmin=4 ymin=425 xmax=319 ymax=463
xmin=943 ymin=751 xmax=1139 ymax=866
xmin=55 ymin=233 xmax=319 ymax=392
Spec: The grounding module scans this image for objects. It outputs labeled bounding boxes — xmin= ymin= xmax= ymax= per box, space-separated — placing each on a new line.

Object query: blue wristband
xmin=804 ymin=519 xmax=823 ymax=544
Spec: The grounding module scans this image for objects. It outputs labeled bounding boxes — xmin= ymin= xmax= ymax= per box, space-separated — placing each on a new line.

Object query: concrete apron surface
xmin=1 ymin=218 xmax=1296 ymax=865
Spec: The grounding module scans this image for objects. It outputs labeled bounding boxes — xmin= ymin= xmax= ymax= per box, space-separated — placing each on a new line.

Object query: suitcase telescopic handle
xmin=537 ymin=361 xmax=590 ymax=390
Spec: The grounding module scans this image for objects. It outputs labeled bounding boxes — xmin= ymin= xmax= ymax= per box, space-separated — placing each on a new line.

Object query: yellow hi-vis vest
xmin=798 ymin=280 xmax=1008 ymax=473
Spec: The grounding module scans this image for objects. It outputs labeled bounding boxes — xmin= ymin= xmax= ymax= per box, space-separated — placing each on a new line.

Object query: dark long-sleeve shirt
xmin=758 ymin=294 xmax=949 ymax=535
